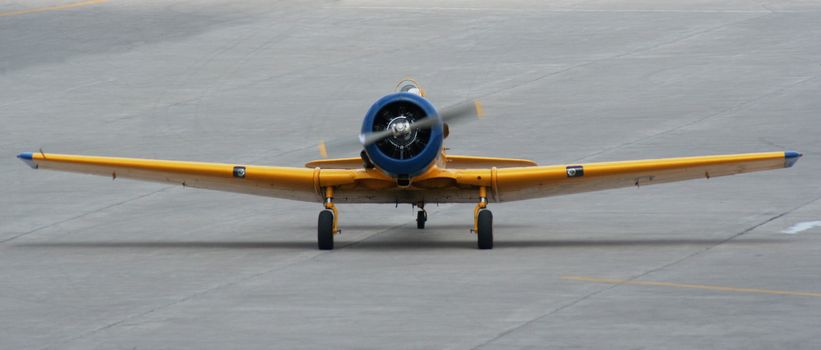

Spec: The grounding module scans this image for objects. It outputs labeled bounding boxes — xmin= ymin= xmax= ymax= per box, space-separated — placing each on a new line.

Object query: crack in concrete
xmin=39 ymin=209 xmax=436 ymax=349
xmin=471 ymin=11 xmax=772 ymax=104
xmin=574 ymin=73 xmax=819 ymax=163
xmin=471 ymin=193 xmax=821 ymax=349
xmin=1 ymin=187 xmax=172 ymax=244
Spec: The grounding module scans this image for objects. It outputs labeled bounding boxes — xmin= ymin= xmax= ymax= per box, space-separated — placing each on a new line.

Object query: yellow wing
xmin=304 ymin=157 xmax=362 ymax=169
xmin=453 ymin=151 xmax=802 ymax=202
xmin=302 ymin=155 xmax=538 ymax=169
xmin=17 ymin=151 xmax=802 ymax=204
xmin=443 ymin=155 xmax=537 ymax=168
xmin=16 ymin=152 xmax=365 ymax=202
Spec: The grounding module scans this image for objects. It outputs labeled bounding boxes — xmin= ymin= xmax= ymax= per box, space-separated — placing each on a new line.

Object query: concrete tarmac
xmin=2 ymin=0 xmax=820 ymax=349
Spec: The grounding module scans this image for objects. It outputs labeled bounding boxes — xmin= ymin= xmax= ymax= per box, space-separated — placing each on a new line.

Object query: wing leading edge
xmin=485 ymin=151 xmax=802 ymax=202
xmin=16 ymin=152 xmax=364 ymax=202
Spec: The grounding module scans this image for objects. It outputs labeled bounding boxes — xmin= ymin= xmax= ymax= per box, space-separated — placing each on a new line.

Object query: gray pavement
xmin=2 ymin=0 xmax=821 ymax=349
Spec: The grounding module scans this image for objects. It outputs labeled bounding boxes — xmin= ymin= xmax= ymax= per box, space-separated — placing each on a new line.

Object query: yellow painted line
xmin=0 ymin=0 xmax=108 ymax=17
xmin=562 ymin=275 xmax=821 ymax=298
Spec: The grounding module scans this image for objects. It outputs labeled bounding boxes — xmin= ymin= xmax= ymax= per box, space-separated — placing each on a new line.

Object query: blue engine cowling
xmin=361 ymin=92 xmax=443 ymax=177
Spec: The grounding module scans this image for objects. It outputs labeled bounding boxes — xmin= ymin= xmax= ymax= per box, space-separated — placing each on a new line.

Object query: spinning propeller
xmin=318 ymin=99 xmax=484 ymax=158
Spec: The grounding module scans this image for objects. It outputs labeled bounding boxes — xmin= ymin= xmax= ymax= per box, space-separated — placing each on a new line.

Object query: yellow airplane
xmin=17 ymin=79 xmax=802 ymax=250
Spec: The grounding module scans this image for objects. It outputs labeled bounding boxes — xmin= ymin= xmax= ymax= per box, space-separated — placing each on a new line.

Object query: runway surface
xmin=2 ymin=0 xmax=821 ymax=348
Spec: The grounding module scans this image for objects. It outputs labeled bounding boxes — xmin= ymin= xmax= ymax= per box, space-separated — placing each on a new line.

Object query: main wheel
xmin=477 ymin=209 xmax=493 ymax=250
xmin=416 ymin=210 xmax=427 ymax=229
xmin=317 ymin=210 xmax=334 ymax=250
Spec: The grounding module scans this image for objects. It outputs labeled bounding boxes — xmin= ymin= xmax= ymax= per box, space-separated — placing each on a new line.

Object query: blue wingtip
xmin=17 ymin=152 xmax=37 ymax=169
xmin=785 ymin=151 xmax=803 ymax=168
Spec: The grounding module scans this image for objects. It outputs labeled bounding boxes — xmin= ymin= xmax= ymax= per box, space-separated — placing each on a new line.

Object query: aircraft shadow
xmin=15 ymin=241 xmax=317 ymax=250
xmin=339 ymin=223 xmax=537 ymax=230
xmin=15 ymin=238 xmax=784 ymax=251
xmin=342 ymin=238 xmax=784 ymax=250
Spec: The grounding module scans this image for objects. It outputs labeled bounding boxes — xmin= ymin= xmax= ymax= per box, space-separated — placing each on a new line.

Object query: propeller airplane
xmin=17 ymin=79 xmax=803 ymax=250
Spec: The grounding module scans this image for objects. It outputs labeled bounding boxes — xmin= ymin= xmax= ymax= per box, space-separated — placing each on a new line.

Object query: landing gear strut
xmin=318 ymin=187 xmax=340 ymax=250
xmin=472 ymin=186 xmax=493 ymax=249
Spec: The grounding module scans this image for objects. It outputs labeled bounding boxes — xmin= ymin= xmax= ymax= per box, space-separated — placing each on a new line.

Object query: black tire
xmin=416 ymin=210 xmax=426 ymax=229
xmin=477 ymin=209 xmax=493 ymax=250
xmin=317 ymin=210 xmax=334 ymax=250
